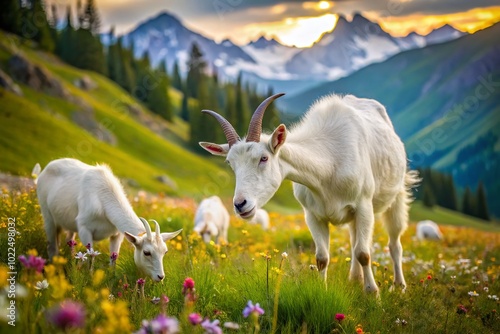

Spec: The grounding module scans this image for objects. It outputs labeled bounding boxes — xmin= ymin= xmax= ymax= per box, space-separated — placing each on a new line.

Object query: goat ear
xmin=269 ymin=124 xmax=287 ymax=153
xmin=199 ymin=142 xmax=229 ymax=156
xmin=124 ymin=232 xmax=141 ymax=246
xmin=160 ymin=229 xmax=183 ymax=242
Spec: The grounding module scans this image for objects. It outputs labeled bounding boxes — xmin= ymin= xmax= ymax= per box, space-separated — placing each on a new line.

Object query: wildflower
xmin=188 ymin=313 xmax=202 ymax=325
xmin=110 ymin=252 xmax=118 ymax=263
xmin=67 ymin=240 xmax=77 ymax=248
xmin=488 ymin=295 xmax=499 ymax=301
xmin=281 ymin=252 xmax=288 ymax=259
xmin=75 ymin=252 xmax=87 ymax=262
xmin=150 ymin=314 xmax=179 ymax=333
xmin=457 ymin=304 xmax=468 ymax=315
xmin=273 ymin=249 xmax=280 ymax=253
xmin=123 ymin=283 xmax=130 ymax=290
xmin=468 ymin=291 xmax=479 ymax=297
xmin=309 ymin=265 xmax=318 ymax=271
xmin=223 ymin=322 xmax=240 ymax=330
xmin=86 ymin=243 xmax=91 ymax=250
xmin=201 ymin=319 xmax=222 ymax=334
xmin=47 ymin=300 xmax=86 ymax=330
xmin=108 ymin=294 xmax=115 ymax=302
xmin=182 ymin=277 xmax=195 ymax=295
xmin=335 ymin=313 xmax=345 ymax=322
xmin=355 ymin=324 xmax=364 ymax=333
xmin=87 ymin=248 xmax=101 ymax=257
xmin=427 ymin=275 xmax=432 ymax=280
xmin=484 ymin=287 xmax=489 ymax=293
xmin=151 ymin=297 xmax=161 ymax=304
xmin=18 ymin=254 xmax=46 ymax=273
xmin=35 ymin=279 xmax=49 ymax=290
xmin=137 ymin=278 xmax=145 ymax=286
xmin=243 ymin=300 xmax=265 ymax=318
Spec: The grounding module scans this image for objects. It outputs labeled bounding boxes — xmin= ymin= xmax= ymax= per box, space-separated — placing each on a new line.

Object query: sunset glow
xmin=367 ymin=6 xmax=500 ymax=36
xmin=243 ymin=14 xmax=337 ymax=48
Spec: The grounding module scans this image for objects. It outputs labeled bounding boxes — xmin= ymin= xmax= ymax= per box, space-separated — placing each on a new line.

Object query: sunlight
xmin=366 ymin=6 xmax=500 ymax=36
xmin=243 ymin=13 xmax=337 ymax=48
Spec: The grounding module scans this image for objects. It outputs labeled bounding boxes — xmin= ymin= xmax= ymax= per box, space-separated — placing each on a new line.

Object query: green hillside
xmin=281 ymin=23 xmax=500 ymax=216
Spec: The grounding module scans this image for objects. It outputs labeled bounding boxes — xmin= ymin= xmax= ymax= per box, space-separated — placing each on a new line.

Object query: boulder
xmin=74 ymin=75 xmax=97 ymax=91
xmin=0 ymin=69 xmax=23 ymax=96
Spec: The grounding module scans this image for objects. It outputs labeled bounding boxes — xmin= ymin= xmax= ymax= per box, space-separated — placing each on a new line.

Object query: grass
xmin=1 ymin=188 xmax=499 ymax=333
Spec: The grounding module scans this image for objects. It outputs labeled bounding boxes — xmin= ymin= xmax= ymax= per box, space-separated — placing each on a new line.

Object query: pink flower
xmin=47 ymin=300 xmax=86 ymax=330
xmin=335 ymin=313 xmax=345 ymax=322
xmin=18 ymin=254 xmax=46 ymax=273
xmin=137 ymin=278 xmax=146 ymax=286
xmin=243 ymin=300 xmax=265 ymax=318
xmin=188 ymin=313 xmax=203 ymax=325
xmin=182 ymin=277 xmax=195 ymax=295
xmin=67 ymin=240 xmax=77 ymax=248
xmin=110 ymin=252 xmax=118 ymax=261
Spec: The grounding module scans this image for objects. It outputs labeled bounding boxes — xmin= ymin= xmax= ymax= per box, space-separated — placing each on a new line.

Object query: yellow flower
xmin=345 ymin=257 xmax=351 ymax=262
xmin=53 ymin=256 xmax=67 ymax=266
xmin=176 ymin=243 xmax=182 ymax=251
xmin=27 ymin=249 xmax=38 ymax=257
xmin=220 ymin=254 xmax=227 ymax=259
xmin=93 ymin=269 xmax=105 ymax=286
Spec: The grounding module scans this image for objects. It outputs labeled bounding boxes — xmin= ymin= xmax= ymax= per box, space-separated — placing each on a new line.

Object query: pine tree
xmin=56 ymin=6 xmax=74 ymax=63
xmin=475 ymin=182 xmax=490 ymax=221
xmin=186 ymin=42 xmax=206 ymax=98
xmin=422 ymin=183 xmax=436 ymax=208
xmin=462 ymin=186 xmax=475 ymax=217
xmin=180 ymin=87 xmax=189 ymax=121
xmin=115 ymin=38 xmax=135 ymax=93
xmin=26 ymin=0 xmax=55 ymax=52
xmin=147 ymin=61 xmax=173 ymax=122
xmin=0 ymin=0 xmax=21 ymax=34
xmin=81 ymin=0 xmax=100 ymax=34
xmin=224 ymin=84 xmax=237 ymax=127
xmin=235 ymin=72 xmax=250 ymax=135
xmin=171 ymin=60 xmax=183 ymax=91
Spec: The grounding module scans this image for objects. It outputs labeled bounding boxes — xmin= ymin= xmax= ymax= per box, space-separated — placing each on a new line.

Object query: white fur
xmin=250 ymin=209 xmax=270 ymax=230
xmin=201 ymin=94 xmax=419 ymax=293
xmin=36 ymin=158 xmax=181 ymax=282
xmin=416 ymin=220 xmax=443 ymax=241
xmin=193 ymin=196 xmax=230 ymax=244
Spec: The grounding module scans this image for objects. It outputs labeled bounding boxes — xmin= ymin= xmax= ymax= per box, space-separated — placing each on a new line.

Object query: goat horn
xmin=150 ymin=219 xmax=162 ymax=241
xmin=246 ymin=93 xmax=285 ymax=143
xmin=139 ymin=217 xmax=153 ymax=240
xmin=201 ymin=109 xmax=240 ymax=147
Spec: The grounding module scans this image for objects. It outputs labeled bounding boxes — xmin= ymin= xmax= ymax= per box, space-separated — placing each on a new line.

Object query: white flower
xmin=151 ymin=297 xmax=161 ymax=304
xmin=75 ymin=251 xmax=88 ymax=262
xmin=484 ymin=287 xmax=489 ymax=292
xmin=224 ymin=322 xmax=240 ymax=330
xmin=35 ymin=279 xmax=49 ymax=290
xmin=468 ymin=291 xmax=479 ymax=297
xmin=281 ymin=252 xmax=288 ymax=259
xmin=108 ymin=294 xmax=115 ymax=301
xmin=488 ymin=295 xmax=499 ymax=301
xmin=87 ymin=248 xmax=101 ymax=257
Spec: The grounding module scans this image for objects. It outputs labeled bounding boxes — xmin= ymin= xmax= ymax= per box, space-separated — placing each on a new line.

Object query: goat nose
xmin=234 ymin=199 xmax=247 ymax=213
xmin=157 ymin=275 xmax=164 ymax=281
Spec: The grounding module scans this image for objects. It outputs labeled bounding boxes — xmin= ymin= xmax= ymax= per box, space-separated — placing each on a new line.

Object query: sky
xmin=58 ymin=0 xmax=500 ymax=48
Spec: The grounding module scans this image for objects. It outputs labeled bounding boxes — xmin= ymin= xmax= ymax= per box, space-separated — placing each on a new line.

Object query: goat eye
xmin=143 ymin=250 xmax=151 ymax=256
xmin=260 ymin=156 xmax=268 ymax=163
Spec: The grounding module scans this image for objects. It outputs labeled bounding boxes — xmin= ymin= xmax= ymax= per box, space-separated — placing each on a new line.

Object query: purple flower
xmin=85 ymin=243 xmax=91 ymax=250
xmin=335 ymin=313 xmax=345 ymax=322
xmin=188 ymin=313 xmax=203 ymax=325
xmin=18 ymin=254 xmax=46 ymax=273
xmin=47 ymin=300 xmax=86 ymax=330
xmin=457 ymin=304 xmax=468 ymax=315
xmin=148 ymin=314 xmax=179 ymax=334
xmin=137 ymin=278 xmax=146 ymax=286
xmin=67 ymin=240 xmax=77 ymax=248
xmin=243 ymin=300 xmax=265 ymax=318
xmin=110 ymin=252 xmax=118 ymax=261
xmin=201 ymin=319 xmax=222 ymax=334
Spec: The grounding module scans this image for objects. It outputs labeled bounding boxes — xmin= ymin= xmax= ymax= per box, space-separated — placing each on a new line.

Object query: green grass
xmin=409 ymin=201 xmax=500 ymax=232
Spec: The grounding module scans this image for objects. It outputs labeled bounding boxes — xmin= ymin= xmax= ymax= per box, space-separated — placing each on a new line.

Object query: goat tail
xmin=31 ymin=163 xmax=42 ymax=185
xmin=404 ymin=169 xmax=421 ymax=204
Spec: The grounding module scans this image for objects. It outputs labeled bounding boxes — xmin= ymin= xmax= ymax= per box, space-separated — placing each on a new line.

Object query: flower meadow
xmin=1 ymin=188 xmax=500 ymax=333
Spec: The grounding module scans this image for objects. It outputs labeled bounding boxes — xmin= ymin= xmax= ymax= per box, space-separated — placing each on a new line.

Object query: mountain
xmin=280 ymin=23 xmax=500 ymax=216
xmin=123 ymin=11 xmax=255 ymax=72
xmin=122 ymin=11 xmax=465 ymax=94
xmin=284 ymin=14 xmax=466 ymax=81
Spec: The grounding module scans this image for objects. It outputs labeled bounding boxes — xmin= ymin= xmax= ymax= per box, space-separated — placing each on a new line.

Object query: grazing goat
xmin=200 ymin=93 xmax=418 ymax=293
xmin=416 ymin=220 xmax=443 ymax=241
xmin=193 ymin=196 xmax=229 ymax=244
xmin=35 ymin=158 xmax=182 ymax=282
xmin=250 ymin=209 xmax=270 ymax=230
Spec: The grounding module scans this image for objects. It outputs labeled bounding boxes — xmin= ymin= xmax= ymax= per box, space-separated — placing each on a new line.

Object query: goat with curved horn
xmin=140 ymin=217 xmax=153 ymax=240
xmin=201 ymin=110 xmax=240 ymax=147
xmin=246 ymin=93 xmax=285 ymax=143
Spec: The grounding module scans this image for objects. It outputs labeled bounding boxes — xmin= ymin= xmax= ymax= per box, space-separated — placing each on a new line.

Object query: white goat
xmin=200 ymin=93 xmax=419 ymax=293
xmin=416 ymin=220 xmax=443 ymax=241
xmin=250 ymin=209 xmax=270 ymax=230
xmin=35 ymin=158 xmax=182 ymax=282
xmin=193 ymin=196 xmax=229 ymax=244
